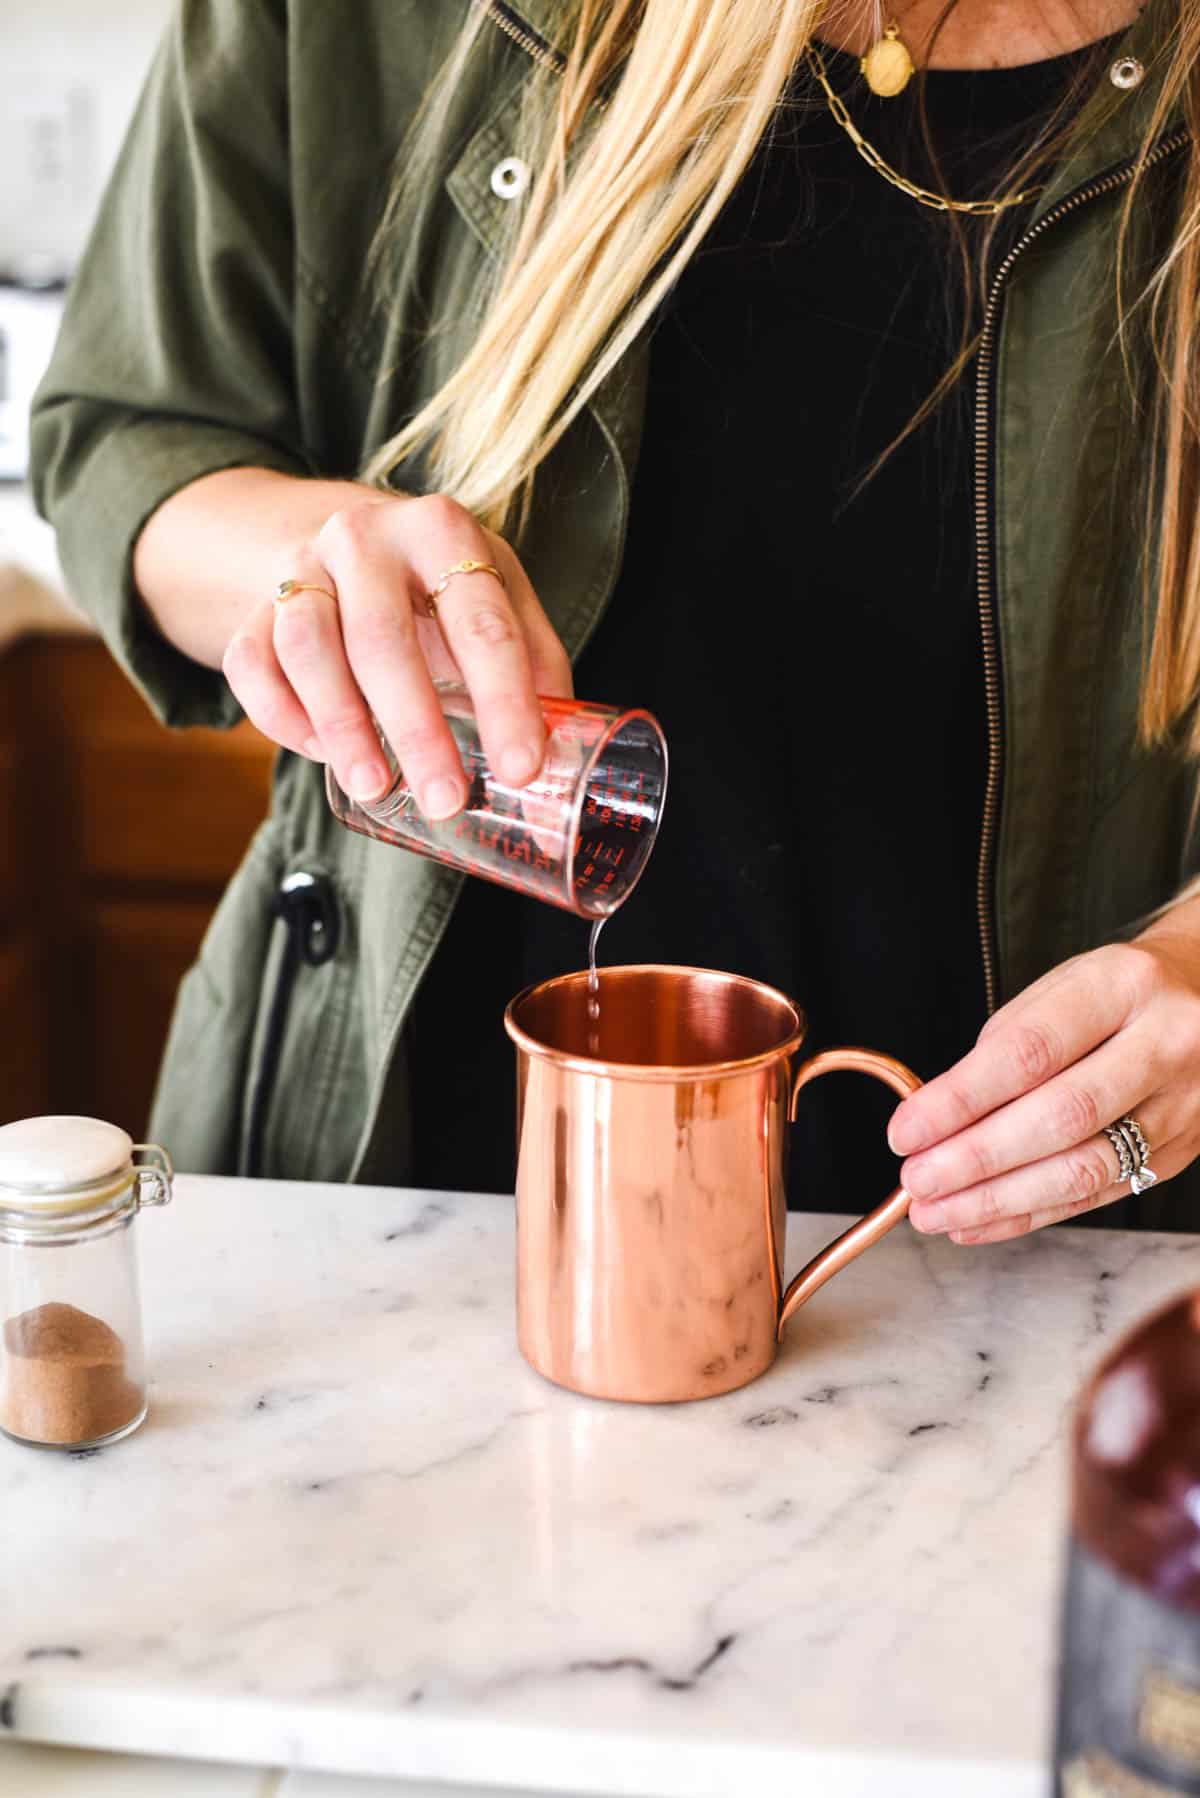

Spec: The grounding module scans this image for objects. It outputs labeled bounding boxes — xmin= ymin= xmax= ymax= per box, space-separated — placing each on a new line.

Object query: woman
xmin=31 ymin=0 xmax=1200 ymax=1238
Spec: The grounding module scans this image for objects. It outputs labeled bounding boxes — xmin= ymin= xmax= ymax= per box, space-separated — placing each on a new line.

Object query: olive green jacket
xmin=29 ymin=0 xmax=1200 ymax=1225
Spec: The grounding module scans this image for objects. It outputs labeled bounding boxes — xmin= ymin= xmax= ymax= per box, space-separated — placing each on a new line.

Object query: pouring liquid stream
xmin=587 ymin=915 xmax=606 ymax=1056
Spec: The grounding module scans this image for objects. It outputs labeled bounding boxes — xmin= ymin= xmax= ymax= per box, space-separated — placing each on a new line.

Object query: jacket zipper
xmin=972 ymin=125 xmax=1188 ymax=1016
xmin=476 ymin=0 xmax=566 ymax=73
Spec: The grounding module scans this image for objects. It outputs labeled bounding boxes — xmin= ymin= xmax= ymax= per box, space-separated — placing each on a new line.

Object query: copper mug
xmin=504 ymin=965 xmax=922 ymax=1403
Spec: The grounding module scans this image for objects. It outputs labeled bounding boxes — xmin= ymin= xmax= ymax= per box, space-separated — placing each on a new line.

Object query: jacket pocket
xmin=235 ymin=839 xmax=366 ymax=1183
xmin=149 ymin=817 xmax=287 ymax=1172
xmin=151 ymin=807 xmax=361 ymax=1181
xmin=240 ymin=868 xmax=341 ymax=1177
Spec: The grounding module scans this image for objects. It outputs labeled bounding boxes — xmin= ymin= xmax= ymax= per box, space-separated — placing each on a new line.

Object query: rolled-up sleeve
xmin=30 ymin=0 xmax=307 ymax=729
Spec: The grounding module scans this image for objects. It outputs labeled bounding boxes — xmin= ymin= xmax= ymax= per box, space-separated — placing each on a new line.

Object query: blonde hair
xmin=367 ymin=0 xmax=1200 ymax=754
xmin=365 ymin=0 xmax=825 ymax=528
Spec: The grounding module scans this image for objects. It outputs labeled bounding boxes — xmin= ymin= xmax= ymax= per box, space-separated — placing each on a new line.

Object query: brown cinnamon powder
xmin=1 ymin=1302 xmax=142 ymax=1445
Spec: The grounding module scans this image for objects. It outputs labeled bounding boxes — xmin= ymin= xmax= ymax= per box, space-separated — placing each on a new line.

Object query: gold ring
xmin=424 ymin=559 xmax=506 ymax=620
xmin=275 ymin=579 xmax=337 ymax=605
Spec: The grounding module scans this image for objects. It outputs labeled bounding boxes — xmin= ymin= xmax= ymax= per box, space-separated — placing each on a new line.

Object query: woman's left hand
xmin=889 ymin=895 xmax=1200 ymax=1243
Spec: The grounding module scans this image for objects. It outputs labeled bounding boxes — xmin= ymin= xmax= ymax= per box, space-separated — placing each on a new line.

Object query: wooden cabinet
xmin=0 ymin=932 xmax=50 ymax=1122
xmin=0 ymin=636 xmax=274 ymax=1136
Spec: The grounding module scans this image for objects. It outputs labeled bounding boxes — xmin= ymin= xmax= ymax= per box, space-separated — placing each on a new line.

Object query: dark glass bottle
xmin=1054 ymin=1291 xmax=1200 ymax=1795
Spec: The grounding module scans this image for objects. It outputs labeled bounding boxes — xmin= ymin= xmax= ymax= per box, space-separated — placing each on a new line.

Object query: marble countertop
xmin=1 ymin=1176 xmax=1197 ymax=1797
xmin=0 ymin=482 xmax=91 ymax=650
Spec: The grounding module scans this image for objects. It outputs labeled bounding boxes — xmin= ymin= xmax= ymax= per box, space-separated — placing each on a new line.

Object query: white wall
xmin=0 ymin=0 xmax=172 ymax=281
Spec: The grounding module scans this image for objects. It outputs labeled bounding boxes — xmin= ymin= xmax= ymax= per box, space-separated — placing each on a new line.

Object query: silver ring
xmin=1103 ymin=1122 xmax=1135 ymax=1183
xmin=1105 ymin=1115 xmax=1158 ymax=1196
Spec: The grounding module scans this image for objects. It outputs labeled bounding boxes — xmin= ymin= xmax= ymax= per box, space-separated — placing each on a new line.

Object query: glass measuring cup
xmin=327 ymin=684 xmax=668 ymax=917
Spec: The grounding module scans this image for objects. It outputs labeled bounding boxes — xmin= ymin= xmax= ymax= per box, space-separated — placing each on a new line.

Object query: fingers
xmin=884 ymin=933 xmax=1200 ymax=1248
xmin=222 ymin=598 xmax=321 ymax=761
xmin=399 ymin=503 xmax=547 ymax=788
xmin=899 ymin=1025 xmax=1164 ymax=1204
xmin=320 ymin=495 xmax=562 ymax=814
xmin=887 ymin=946 xmax=1141 ymax=1157
xmin=316 ymin=504 xmax=472 ymax=819
xmin=219 ymin=493 xmax=572 ymax=825
xmin=937 ymin=1127 xmax=1186 ymax=1245
xmin=434 ymin=570 xmax=542 ymax=786
xmin=268 ymin=579 xmax=399 ymax=804
xmin=910 ymin=1101 xmax=1175 ymax=1241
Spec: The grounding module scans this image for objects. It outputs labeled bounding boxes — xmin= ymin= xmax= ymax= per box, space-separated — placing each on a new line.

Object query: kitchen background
xmin=1 ymin=0 xmax=168 ymax=285
xmin=1 ymin=0 xmax=274 ymax=1140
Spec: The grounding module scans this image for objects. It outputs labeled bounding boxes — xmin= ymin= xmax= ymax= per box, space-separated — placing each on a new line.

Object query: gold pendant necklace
xmin=807 ymin=43 xmax=1042 ymax=217
xmin=861 ymin=19 xmax=916 ymax=97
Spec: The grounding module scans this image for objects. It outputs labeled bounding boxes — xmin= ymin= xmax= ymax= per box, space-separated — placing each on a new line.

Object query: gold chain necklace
xmin=806 ymin=41 xmax=1043 ymax=217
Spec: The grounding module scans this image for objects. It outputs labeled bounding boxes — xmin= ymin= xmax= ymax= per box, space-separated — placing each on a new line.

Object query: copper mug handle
xmin=777 ymin=1047 xmax=923 ymax=1339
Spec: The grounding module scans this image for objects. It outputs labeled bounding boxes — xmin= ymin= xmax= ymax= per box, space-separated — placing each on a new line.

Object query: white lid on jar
xmin=0 ymin=1116 xmax=134 ymax=1208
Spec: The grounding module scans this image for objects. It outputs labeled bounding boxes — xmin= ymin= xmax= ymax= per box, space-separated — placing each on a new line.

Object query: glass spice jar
xmin=0 ymin=1116 xmax=172 ymax=1450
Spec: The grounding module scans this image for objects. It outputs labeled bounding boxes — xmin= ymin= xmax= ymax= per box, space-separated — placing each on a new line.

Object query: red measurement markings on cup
xmin=449 ymin=810 xmax=565 ymax=903
xmin=574 ymin=763 xmax=652 ymax=908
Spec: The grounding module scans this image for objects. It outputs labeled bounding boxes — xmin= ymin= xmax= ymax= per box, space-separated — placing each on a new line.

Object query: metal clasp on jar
xmin=132 ymin=1143 xmax=173 ymax=1209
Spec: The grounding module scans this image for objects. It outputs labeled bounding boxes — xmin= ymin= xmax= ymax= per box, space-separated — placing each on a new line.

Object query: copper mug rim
xmin=503 ymin=962 xmax=808 ymax=1084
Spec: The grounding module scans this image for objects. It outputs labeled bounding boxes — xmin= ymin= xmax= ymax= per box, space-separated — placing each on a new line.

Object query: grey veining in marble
xmin=2 ymin=1176 xmax=1197 ymax=1796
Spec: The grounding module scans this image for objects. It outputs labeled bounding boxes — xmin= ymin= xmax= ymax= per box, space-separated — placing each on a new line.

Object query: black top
xmin=407 ymin=39 xmax=1109 ymax=1207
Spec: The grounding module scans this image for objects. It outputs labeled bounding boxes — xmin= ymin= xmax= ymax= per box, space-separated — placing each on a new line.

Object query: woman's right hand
xmin=221 ymin=490 xmax=574 ymax=821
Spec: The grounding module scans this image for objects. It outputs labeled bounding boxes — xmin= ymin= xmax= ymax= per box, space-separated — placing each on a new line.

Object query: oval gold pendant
xmin=861 ymin=26 xmax=915 ymax=98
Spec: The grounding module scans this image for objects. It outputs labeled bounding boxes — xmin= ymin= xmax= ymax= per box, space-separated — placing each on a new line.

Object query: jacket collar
xmin=1032 ymin=0 xmax=1188 ymax=221
xmin=486 ymin=0 xmax=1189 ymax=192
